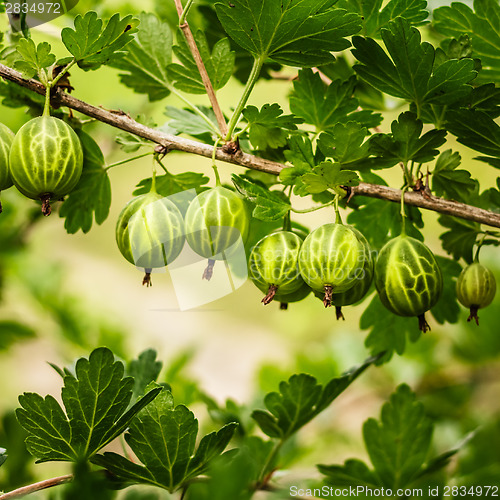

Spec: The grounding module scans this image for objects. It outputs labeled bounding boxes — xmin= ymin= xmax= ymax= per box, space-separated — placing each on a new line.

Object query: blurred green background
xmin=0 ymin=0 xmax=499 ymax=496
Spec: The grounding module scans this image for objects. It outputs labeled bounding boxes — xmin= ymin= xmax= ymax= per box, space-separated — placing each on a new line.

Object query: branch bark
xmin=1 ymin=62 xmax=499 ymax=229
xmin=173 ymin=0 xmax=228 ymax=138
xmin=0 ymin=475 xmax=72 ymax=499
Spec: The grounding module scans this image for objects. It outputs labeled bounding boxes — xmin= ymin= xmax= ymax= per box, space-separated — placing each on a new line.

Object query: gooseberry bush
xmin=0 ymin=0 xmax=499 ymax=498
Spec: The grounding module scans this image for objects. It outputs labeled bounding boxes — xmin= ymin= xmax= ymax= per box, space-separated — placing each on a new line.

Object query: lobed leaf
xmin=62 ymin=11 xmax=139 ymax=71
xmin=14 ymin=38 xmax=55 ymax=79
xmin=110 ymin=12 xmax=172 ymax=101
xmin=215 ymin=0 xmax=362 ymax=67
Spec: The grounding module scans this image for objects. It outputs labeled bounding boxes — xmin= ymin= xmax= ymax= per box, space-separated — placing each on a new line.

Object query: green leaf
xmin=133 ymin=171 xmax=209 ymax=198
xmin=445 ymin=109 xmax=500 ymax=158
xmin=62 ymin=11 xmax=139 ymax=71
xmin=59 ymin=131 xmax=111 ymax=234
xmin=14 ymin=38 xmax=56 ymax=79
xmin=16 ymin=348 xmax=161 ymax=463
xmin=280 ymin=135 xmax=316 ymax=186
xmin=300 ymin=162 xmax=359 ymax=196
xmin=438 ymin=215 xmax=481 ymax=263
xmin=369 ymin=112 xmax=447 ymax=166
xmin=168 ymin=30 xmax=234 ymax=94
xmin=110 ymin=13 xmax=172 ymax=101
xmin=0 ymin=447 xmax=7 ymax=467
xmin=336 ymin=0 xmax=428 ymax=38
xmin=360 ymin=294 xmax=421 ymax=362
xmin=93 ymin=386 xmax=237 ymax=493
xmin=432 ymin=149 xmax=476 ymax=202
xmin=164 ymin=106 xmax=217 ymax=139
xmin=290 ymin=70 xmax=381 ymax=133
xmin=242 ymin=103 xmax=301 ymax=150
xmin=434 ymin=0 xmax=500 ymax=84
xmin=215 ymin=0 xmax=362 ymax=67
xmin=352 ymin=17 xmax=477 ymax=108
xmin=0 ymin=320 xmax=36 ymax=350
xmin=318 ymin=459 xmax=380 ymax=488
xmin=431 ymin=256 xmax=462 ymax=325
xmin=251 ymin=355 xmax=377 ymax=439
xmin=127 ymin=350 xmax=163 ymax=404
xmin=318 ymin=122 xmax=371 ymax=165
xmin=363 ymin=384 xmax=432 ymax=488
xmin=232 ymin=174 xmax=291 ymax=221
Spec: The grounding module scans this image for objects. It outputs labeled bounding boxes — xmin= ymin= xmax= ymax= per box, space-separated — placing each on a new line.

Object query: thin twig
xmin=0 ymin=475 xmax=73 ymax=499
xmin=1 ymin=63 xmax=499 ymax=229
xmin=173 ymin=0 xmax=228 ymax=137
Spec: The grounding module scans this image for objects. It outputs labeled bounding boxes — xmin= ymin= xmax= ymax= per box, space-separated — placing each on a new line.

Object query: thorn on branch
xmin=154 ymin=144 xmax=171 ymax=158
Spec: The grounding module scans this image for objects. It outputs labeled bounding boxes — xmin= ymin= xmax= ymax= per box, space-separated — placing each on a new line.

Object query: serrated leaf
xmin=438 ymin=215 xmax=481 ymax=263
xmin=168 ymin=30 xmax=234 ymax=94
xmin=251 ymin=356 xmax=377 ymax=439
xmin=242 ymin=103 xmax=301 ymax=150
xmin=127 ymin=350 xmax=163 ymax=404
xmin=318 ymin=459 xmax=379 ymax=488
xmin=432 ymin=149 xmax=476 ymax=201
xmin=110 ymin=13 xmax=172 ymax=101
xmin=446 ymin=109 xmax=500 ymax=158
xmin=164 ymin=106 xmax=217 ymax=139
xmin=290 ymin=70 xmax=381 ymax=133
xmin=93 ymin=386 xmax=237 ymax=493
xmin=360 ymin=294 xmax=421 ymax=362
xmin=59 ymin=131 xmax=111 ymax=234
xmin=16 ymin=348 xmax=160 ymax=463
xmin=434 ymin=0 xmax=500 ymax=84
xmin=133 ymin=171 xmax=209 ymax=198
xmin=232 ymin=174 xmax=291 ymax=221
xmin=352 ymin=17 xmax=476 ymax=108
xmin=62 ymin=11 xmax=139 ymax=71
xmin=369 ymin=111 xmax=447 ymax=166
xmin=336 ymin=0 xmax=428 ymax=38
xmin=14 ymin=38 xmax=56 ymax=79
xmin=363 ymin=384 xmax=432 ymax=488
xmin=318 ymin=122 xmax=371 ymax=165
xmin=280 ymin=135 xmax=316 ymax=186
xmin=215 ymin=0 xmax=362 ymax=67
xmin=300 ymin=161 xmax=359 ymax=195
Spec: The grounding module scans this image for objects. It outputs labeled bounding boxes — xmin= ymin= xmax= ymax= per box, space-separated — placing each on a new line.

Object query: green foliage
xmin=110 ymin=12 xmax=172 ymax=101
xmin=0 ymin=448 xmax=6 ymax=468
xmin=127 ymin=349 xmax=163 ymax=403
xmin=16 ymin=348 xmax=161 ymax=463
xmin=319 ymin=384 xmax=462 ymax=489
xmin=434 ymin=0 xmax=500 ymax=84
xmin=289 ymin=69 xmax=381 ymax=133
xmin=336 ymin=0 xmax=428 ymax=38
xmin=59 ymin=131 xmax=111 ymax=234
xmin=61 ymin=11 xmax=140 ymax=70
xmin=0 ymin=321 xmax=36 ymax=350
xmin=215 ymin=0 xmax=362 ymax=66
xmin=93 ymin=385 xmax=237 ymax=493
xmin=13 ymin=38 xmax=56 ymax=79
xmin=438 ymin=215 xmax=481 ymax=263
xmin=352 ymin=17 xmax=477 ymax=110
xmin=251 ymin=355 xmax=378 ymax=439
xmin=242 ymin=103 xmax=301 ymax=150
xmin=168 ymin=31 xmax=234 ymax=94
xmin=300 ymin=162 xmax=359 ymax=196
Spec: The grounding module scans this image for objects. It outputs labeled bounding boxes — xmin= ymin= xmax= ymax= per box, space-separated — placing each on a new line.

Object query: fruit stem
xmin=151 ymin=166 xmax=158 ymax=194
xmin=291 ymin=199 xmax=336 ymax=214
xmin=179 ymin=0 xmax=194 ymax=25
xmin=104 ymin=152 xmax=154 ymax=171
xmin=467 ymin=306 xmax=480 ymax=325
xmin=334 ymin=195 xmax=342 ymax=224
xmin=283 ymin=211 xmax=291 ymax=231
xmin=212 ymin=138 xmax=222 ymax=186
xmin=262 ymin=284 xmax=278 ymax=305
xmin=400 ymin=185 xmax=409 ymax=236
xmin=335 ymin=306 xmax=345 ymax=321
xmin=43 ymin=84 xmax=51 ymax=117
xmin=142 ymin=270 xmax=152 ymax=287
xmin=203 ymin=259 xmax=216 ymax=280
xmin=225 ymin=55 xmax=265 ymax=141
xmin=474 ymin=233 xmax=487 ymax=262
xmin=40 ymin=194 xmax=52 ymax=216
xmin=417 ymin=313 xmax=431 ymax=333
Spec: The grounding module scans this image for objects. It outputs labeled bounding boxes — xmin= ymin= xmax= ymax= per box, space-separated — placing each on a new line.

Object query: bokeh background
xmin=0 ymin=0 xmax=498 ymax=496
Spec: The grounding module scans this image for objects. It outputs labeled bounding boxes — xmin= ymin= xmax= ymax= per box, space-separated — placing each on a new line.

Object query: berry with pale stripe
xmin=249 ymin=230 xmax=304 ymax=304
xmin=116 ymin=191 xmax=185 ymax=286
xmin=298 ymin=223 xmax=366 ymax=307
xmin=185 ymin=186 xmax=250 ymax=280
xmin=9 ymin=116 xmax=83 ymax=216
xmin=456 ymin=262 xmax=496 ymax=325
xmin=375 ymin=235 xmax=443 ymax=332
xmin=0 ymin=123 xmax=15 ymax=213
